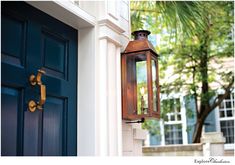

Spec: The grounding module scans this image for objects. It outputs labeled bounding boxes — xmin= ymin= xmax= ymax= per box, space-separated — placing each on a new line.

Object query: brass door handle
xmin=28 ymin=69 xmax=46 ymax=112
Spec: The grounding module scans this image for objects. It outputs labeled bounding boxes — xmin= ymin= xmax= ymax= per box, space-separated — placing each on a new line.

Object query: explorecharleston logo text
xmin=194 ymin=157 xmax=231 ymax=164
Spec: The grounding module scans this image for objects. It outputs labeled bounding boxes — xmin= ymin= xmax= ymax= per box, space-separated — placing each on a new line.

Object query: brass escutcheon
xmin=28 ymin=100 xmax=37 ymax=112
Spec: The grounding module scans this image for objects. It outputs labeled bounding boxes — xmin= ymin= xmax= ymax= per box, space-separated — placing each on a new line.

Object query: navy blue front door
xmin=1 ymin=2 xmax=77 ymax=156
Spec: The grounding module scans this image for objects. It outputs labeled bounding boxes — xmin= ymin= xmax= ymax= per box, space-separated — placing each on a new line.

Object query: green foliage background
xmin=130 ymin=1 xmax=234 ymax=140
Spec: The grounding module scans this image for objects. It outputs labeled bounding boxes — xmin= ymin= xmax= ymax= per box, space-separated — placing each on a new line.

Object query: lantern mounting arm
xmin=125 ymin=118 xmax=145 ymax=124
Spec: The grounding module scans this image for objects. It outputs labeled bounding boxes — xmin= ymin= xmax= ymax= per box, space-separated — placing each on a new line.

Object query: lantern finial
xmin=131 ymin=30 xmax=151 ymax=40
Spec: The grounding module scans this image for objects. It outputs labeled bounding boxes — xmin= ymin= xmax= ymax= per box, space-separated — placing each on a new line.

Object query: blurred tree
xmin=131 ymin=1 xmax=234 ymax=143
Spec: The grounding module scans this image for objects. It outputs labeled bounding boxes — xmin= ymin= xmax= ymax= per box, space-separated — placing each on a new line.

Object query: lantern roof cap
xmin=123 ymin=30 xmax=157 ymax=54
xmin=131 ymin=30 xmax=151 ymax=40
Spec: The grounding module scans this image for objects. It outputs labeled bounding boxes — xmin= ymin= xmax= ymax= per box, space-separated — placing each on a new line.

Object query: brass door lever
xmin=28 ymin=69 xmax=46 ymax=112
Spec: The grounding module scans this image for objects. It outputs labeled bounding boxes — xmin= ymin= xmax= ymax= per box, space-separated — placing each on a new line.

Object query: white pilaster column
xmin=95 ymin=19 xmax=125 ymax=156
xmin=95 ymin=38 xmax=109 ymax=156
xmin=116 ymin=46 xmax=123 ymax=156
xmin=107 ymin=42 xmax=118 ymax=155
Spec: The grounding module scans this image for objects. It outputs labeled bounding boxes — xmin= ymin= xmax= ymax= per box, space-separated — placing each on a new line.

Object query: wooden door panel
xmin=42 ymin=29 xmax=68 ymax=80
xmin=1 ymin=86 xmax=24 ymax=156
xmin=42 ymin=97 xmax=67 ymax=156
xmin=1 ymin=12 xmax=27 ymax=67
xmin=23 ymin=111 xmax=41 ymax=156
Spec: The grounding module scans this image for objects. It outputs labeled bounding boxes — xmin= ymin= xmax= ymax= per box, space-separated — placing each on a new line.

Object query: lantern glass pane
xmin=152 ymin=59 xmax=158 ymax=112
xmin=126 ymin=54 xmax=148 ymax=115
xmin=136 ymin=55 xmax=148 ymax=115
xmin=136 ymin=61 xmax=148 ymax=115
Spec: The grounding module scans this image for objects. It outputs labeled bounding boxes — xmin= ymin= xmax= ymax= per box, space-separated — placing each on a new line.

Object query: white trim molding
xmin=27 ymin=1 xmax=96 ymax=29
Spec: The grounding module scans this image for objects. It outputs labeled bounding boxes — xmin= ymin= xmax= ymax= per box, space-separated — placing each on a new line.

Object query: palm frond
xmin=130 ymin=1 xmax=207 ymax=38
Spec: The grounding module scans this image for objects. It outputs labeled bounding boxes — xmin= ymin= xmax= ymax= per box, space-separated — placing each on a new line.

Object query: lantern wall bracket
xmin=125 ymin=118 xmax=145 ymax=124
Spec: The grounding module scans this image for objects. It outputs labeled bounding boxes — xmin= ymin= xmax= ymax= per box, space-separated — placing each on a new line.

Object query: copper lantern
xmin=121 ymin=30 xmax=160 ymax=121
